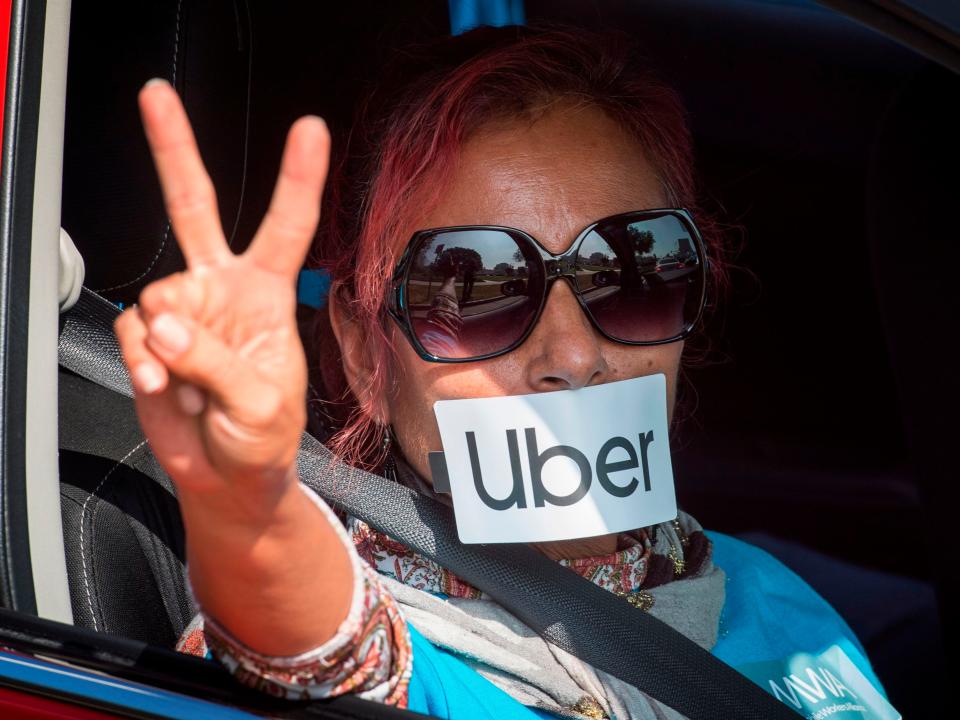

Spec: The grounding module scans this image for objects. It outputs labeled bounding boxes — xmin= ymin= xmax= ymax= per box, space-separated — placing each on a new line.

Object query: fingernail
xmin=133 ymin=363 xmax=164 ymax=394
xmin=150 ymin=314 xmax=191 ymax=355
xmin=177 ymin=384 xmax=206 ymax=416
xmin=143 ymin=77 xmax=169 ymax=89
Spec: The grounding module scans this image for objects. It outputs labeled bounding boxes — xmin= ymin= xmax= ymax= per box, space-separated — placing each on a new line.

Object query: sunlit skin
xmin=331 ymin=103 xmax=683 ymax=560
xmin=116 ymin=81 xmax=352 ymax=657
xmin=117 ymin=84 xmax=684 ymax=659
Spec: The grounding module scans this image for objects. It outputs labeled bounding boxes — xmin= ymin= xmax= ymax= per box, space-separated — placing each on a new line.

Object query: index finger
xmin=139 ymin=79 xmax=230 ymax=269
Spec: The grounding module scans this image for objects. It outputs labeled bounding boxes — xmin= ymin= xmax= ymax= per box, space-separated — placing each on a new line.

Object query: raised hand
xmin=116 ymin=80 xmax=328 ymax=518
xmin=115 ymin=80 xmax=354 ymax=657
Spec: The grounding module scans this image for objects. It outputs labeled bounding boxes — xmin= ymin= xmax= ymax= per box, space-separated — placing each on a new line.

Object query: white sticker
xmin=432 ymin=374 xmax=677 ymax=544
xmin=737 ymin=644 xmax=900 ymax=720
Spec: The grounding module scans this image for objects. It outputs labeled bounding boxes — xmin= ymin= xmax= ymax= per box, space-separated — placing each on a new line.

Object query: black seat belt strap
xmin=58 ymin=288 xmax=800 ymax=720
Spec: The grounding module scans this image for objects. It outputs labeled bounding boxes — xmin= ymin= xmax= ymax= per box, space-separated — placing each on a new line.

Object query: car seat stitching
xmin=172 ymin=0 xmax=183 ymax=84
xmin=79 ymin=440 xmax=149 ymax=632
xmin=96 ymin=224 xmax=172 ymax=293
xmin=226 ymin=0 xmax=253 ymax=249
xmin=94 ymin=0 xmax=184 ymax=294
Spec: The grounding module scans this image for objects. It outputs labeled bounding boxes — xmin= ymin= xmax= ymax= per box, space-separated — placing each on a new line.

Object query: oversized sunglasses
xmin=387 ymin=209 xmax=708 ymax=363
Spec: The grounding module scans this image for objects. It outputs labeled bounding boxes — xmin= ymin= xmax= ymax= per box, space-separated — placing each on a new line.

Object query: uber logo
xmin=465 ymin=427 xmax=656 ymax=511
xmin=434 ymin=374 xmax=676 ymax=544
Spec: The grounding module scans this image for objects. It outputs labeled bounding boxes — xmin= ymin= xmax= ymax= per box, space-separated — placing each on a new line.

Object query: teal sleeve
xmin=708 ymin=531 xmax=886 ymax=698
xmin=406 ymin=625 xmax=556 ymax=719
xmin=407 ymin=532 xmax=888 ymax=717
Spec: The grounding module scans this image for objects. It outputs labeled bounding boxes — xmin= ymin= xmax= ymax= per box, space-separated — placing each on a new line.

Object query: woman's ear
xmin=327 ymin=288 xmax=391 ymax=425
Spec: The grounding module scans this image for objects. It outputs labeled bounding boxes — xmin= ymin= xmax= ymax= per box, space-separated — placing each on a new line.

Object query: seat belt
xmin=58 ymin=287 xmax=800 ymax=720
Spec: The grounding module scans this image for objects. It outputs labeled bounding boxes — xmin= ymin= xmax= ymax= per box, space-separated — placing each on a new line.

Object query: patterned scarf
xmin=353 ymin=502 xmax=722 ymax=720
xmin=359 ymin=452 xmax=724 ymax=719
xmin=360 ymin=451 xmax=713 ymax=609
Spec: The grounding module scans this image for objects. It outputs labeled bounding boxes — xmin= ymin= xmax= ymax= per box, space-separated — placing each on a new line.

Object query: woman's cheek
xmin=386 ymin=337 xmax=683 ymax=480
xmin=607 ymin=343 xmax=683 ymax=419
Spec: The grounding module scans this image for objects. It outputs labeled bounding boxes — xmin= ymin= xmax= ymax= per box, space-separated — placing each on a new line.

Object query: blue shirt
xmin=405 ymin=532 xmax=885 ymax=719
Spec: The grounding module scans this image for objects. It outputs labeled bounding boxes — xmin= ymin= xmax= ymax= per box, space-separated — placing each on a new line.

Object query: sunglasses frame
xmin=386 ymin=208 xmax=709 ymax=363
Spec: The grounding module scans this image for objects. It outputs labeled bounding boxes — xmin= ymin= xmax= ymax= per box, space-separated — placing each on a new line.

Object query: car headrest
xmin=61 ymin=0 xmax=252 ymax=306
xmin=865 ymin=63 xmax=959 ymax=622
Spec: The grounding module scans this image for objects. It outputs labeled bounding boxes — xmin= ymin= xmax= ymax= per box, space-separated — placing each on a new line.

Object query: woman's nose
xmin=522 ymin=280 xmax=609 ymax=391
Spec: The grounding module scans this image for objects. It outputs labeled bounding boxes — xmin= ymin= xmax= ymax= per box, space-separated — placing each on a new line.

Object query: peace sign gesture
xmin=116 ymin=79 xmax=328 ymax=519
xmin=116 ymin=81 xmax=359 ymax=656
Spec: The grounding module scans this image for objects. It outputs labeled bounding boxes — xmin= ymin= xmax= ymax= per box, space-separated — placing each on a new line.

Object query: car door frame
xmin=0 ymin=0 xmax=957 ymax=686
xmin=0 ymin=0 xmax=73 ymax=622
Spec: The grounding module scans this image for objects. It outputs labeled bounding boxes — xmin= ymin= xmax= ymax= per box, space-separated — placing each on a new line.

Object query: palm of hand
xmin=139 ymin=261 xmax=305 ymax=491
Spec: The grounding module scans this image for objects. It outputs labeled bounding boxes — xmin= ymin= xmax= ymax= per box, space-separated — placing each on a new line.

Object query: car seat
xmin=57 ymin=0 xmax=451 ymax=648
xmin=57 ymin=7 xmax=949 ymax=716
xmin=59 ymin=0 xmax=252 ymax=644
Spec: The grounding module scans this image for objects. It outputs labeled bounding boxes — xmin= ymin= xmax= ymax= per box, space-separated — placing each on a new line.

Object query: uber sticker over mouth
xmin=432 ymin=374 xmax=677 ymax=544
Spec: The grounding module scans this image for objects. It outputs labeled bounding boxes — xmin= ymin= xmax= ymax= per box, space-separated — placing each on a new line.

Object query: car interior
xmin=2 ymin=0 xmax=955 ymax=717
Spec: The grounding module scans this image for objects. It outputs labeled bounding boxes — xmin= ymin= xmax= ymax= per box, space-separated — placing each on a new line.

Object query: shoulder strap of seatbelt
xmin=58 ymin=287 xmax=800 ymax=720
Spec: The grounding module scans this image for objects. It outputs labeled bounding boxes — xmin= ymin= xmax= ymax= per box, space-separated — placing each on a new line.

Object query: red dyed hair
xmin=313 ymin=25 xmax=729 ymax=468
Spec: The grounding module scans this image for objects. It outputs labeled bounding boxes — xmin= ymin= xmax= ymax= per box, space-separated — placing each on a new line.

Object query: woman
xmin=116 ymin=26 xmax=885 ymax=719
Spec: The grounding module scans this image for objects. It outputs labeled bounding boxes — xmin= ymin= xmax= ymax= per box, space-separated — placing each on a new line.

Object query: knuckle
xmin=114 ymin=312 xmax=146 ymax=362
xmin=139 ymin=274 xmax=185 ymax=314
xmin=113 ymin=310 xmax=134 ymax=340
xmin=165 ymin=181 xmax=216 ymax=217
xmin=155 ymin=136 xmax=196 ymax=156
xmin=246 ymin=386 xmax=285 ymax=427
xmin=201 ymin=351 xmax=232 ymax=384
xmin=114 ymin=307 xmax=143 ymax=334
xmin=182 ymin=337 xmax=231 ymax=388
xmin=264 ymin=208 xmax=318 ymax=241
xmin=138 ymin=282 xmax=164 ymax=312
xmin=280 ymin=161 xmax=321 ymax=188
xmin=113 ymin=309 xmax=131 ymax=332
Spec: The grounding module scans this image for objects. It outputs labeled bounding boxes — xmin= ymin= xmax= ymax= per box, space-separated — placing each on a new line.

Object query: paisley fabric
xmin=177 ymin=485 xmax=413 ymax=705
xmin=178 ymin=479 xmax=715 ymax=716
xmin=351 ymin=513 xmax=711 ymax=600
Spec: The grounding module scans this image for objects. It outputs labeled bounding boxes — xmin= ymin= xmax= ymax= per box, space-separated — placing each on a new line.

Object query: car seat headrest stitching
xmin=78 ymin=439 xmax=149 ymax=632
xmin=92 ymin=0 xmax=184 ymax=294
xmin=226 ymin=0 xmax=253 ymax=249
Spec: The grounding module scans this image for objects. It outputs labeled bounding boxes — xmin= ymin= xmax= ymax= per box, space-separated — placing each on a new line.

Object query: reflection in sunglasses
xmin=394 ymin=211 xmax=705 ymax=360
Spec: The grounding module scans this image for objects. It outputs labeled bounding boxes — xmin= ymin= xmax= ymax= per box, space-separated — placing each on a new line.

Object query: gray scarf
xmin=371 ymin=507 xmax=725 ymax=720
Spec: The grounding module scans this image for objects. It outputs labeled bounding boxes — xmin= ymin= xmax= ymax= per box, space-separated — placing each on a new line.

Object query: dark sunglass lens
xmin=575 ymin=214 xmax=704 ymax=342
xmin=405 ymin=230 xmax=542 ymax=359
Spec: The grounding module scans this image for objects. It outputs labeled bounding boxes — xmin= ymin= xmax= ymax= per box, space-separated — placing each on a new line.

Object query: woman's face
xmin=339 ymin=103 xmax=683 ymax=483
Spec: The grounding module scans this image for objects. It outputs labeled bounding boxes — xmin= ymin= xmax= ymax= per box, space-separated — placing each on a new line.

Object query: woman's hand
xmin=114 ymin=80 xmax=355 ymax=657
xmin=115 ymin=80 xmax=328 ymax=522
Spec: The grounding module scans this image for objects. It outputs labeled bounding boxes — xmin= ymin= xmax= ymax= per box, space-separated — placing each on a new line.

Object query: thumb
xmin=144 ymin=313 xmax=280 ymax=425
